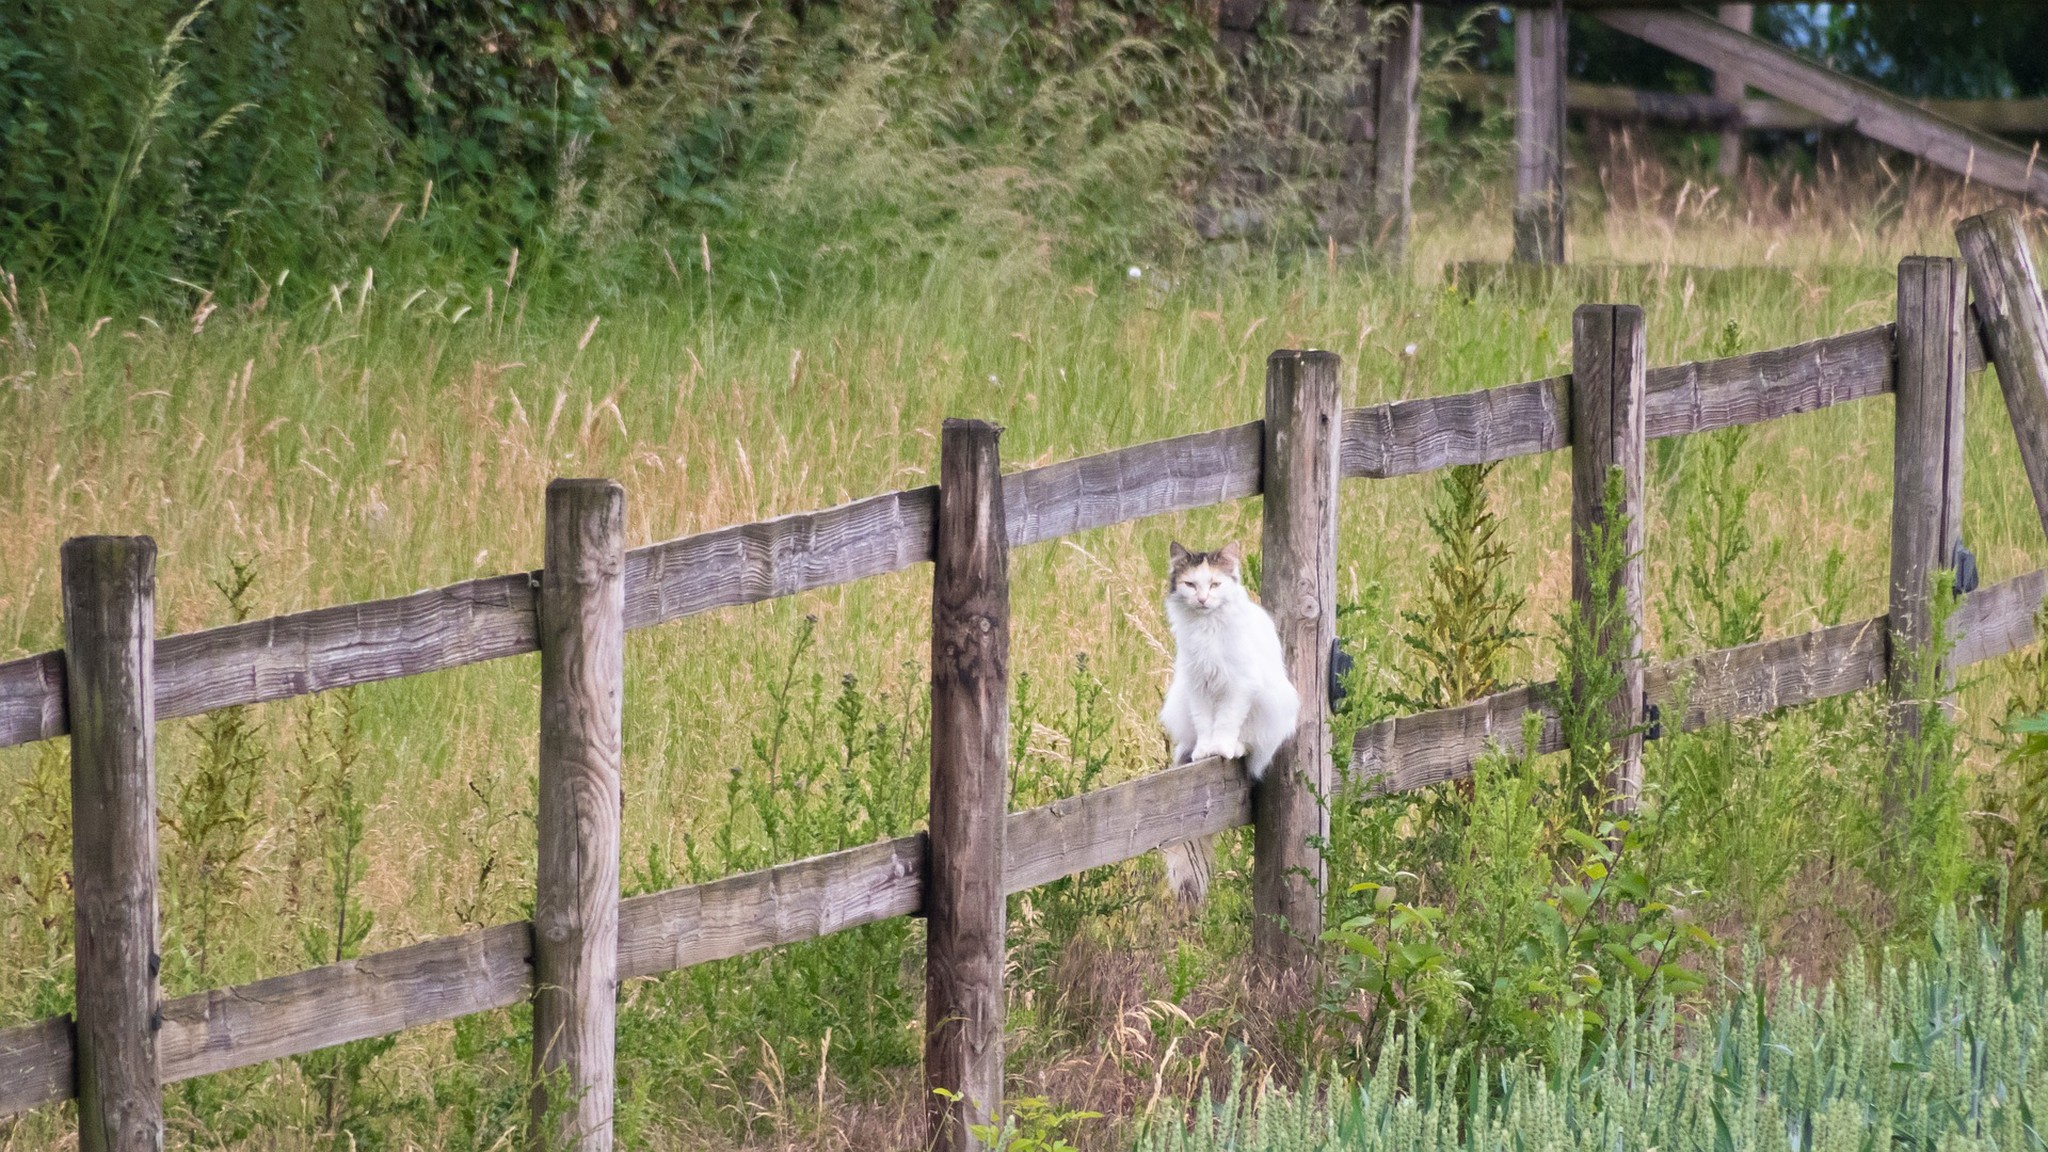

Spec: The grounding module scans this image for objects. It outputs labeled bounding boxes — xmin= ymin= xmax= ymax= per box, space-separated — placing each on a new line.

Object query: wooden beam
xmin=532 ymin=481 xmax=626 ymax=1152
xmin=1513 ymin=2 xmax=1568 ymax=264
xmin=1887 ymin=258 xmax=1968 ymax=789
xmin=1253 ymin=351 xmax=1341 ymax=998
xmin=1569 ymin=305 xmax=1647 ymax=813
xmin=1713 ymin=4 xmax=1753 ymax=178
xmin=62 ymin=537 xmax=163 ymax=1152
xmin=1369 ymin=4 xmax=1423 ymax=261
xmin=1003 ymin=423 xmax=1263 ymax=548
xmin=1957 ymin=210 xmax=2048 ymax=544
xmin=926 ymin=419 xmax=1010 ymax=1152
xmin=1595 ymin=7 xmax=2048 ymax=203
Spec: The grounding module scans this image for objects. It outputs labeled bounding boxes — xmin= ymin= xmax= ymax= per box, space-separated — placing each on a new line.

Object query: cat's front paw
xmin=1191 ymin=739 xmax=1248 ymax=763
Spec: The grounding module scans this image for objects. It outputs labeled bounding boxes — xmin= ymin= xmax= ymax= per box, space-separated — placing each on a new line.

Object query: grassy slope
xmin=1 ymin=175 xmax=2045 ymax=1145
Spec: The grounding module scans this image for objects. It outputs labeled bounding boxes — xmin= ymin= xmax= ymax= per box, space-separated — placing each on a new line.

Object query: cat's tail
xmin=1161 ymin=833 xmax=1216 ymax=904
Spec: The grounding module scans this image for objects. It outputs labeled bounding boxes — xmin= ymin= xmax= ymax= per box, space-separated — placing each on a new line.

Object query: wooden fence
xmin=7 ymin=210 xmax=2048 ymax=1151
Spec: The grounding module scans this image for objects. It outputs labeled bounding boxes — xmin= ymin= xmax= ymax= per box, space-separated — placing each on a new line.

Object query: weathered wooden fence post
xmin=1569 ymin=306 xmax=1647 ymax=813
xmin=1712 ymin=4 xmax=1754 ymax=179
xmin=1886 ymin=258 xmax=1967 ymax=782
xmin=1368 ymin=3 xmax=1423 ymax=262
xmin=532 ymin=479 xmax=626 ymax=1152
xmin=1253 ymin=351 xmax=1340 ymax=1001
xmin=1956 ymin=210 xmax=2048 ymax=540
xmin=1514 ymin=0 xmax=1568 ymax=265
xmin=63 ymin=536 xmax=162 ymax=1152
xmin=927 ymin=418 xmax=1009 ymax=1152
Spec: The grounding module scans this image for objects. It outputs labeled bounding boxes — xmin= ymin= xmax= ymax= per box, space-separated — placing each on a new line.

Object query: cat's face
xmin=1167 ymin=542 xmax=1242 ymax=611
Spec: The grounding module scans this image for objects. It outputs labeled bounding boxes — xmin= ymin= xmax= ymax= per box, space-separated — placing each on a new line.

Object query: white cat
xmin=1158 ymin=542 xmax=1300 ymax=902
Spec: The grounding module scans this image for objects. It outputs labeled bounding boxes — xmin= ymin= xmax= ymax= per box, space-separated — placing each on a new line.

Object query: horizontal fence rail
xmin=0 ymin=757 xmax=1251 ymax=1117
xmin=0 ymin=321 xmax=1987 ymax=751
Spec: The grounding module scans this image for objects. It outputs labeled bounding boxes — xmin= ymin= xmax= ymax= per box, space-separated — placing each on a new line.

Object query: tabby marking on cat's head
xmin=1167 ymin=541 xmax=1242 ymax=611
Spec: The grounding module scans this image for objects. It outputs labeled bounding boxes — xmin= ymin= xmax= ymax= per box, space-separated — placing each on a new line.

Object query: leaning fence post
xmin=1253 ymin=351 xmax=1340 ymax=1002
xmin=1513 ymin=0 xmax=1568 ymax=265
xmin=532 ymin=479 xmax=626 ymax=1152
xmin=1887 ymin=258 xmax=1967 ymax=790
xmin=63 ymin=536 xmax=162 ymax=1152
xmin=1955 ymin=210 xmax=2048 ymax=541
xmin=1569 ymin=306 xmax=1647 ymax=814
xmin=926 ymin=418 xmax=1009 ymax=1152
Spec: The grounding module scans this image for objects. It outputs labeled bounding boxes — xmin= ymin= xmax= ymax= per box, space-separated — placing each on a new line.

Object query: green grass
xmin=2 ymin=182 xmax=2047 ymax=1146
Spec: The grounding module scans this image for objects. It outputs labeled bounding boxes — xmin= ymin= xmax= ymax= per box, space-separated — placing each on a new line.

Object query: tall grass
xmin=1144 ymin=910 xmax=2048 ymax=1152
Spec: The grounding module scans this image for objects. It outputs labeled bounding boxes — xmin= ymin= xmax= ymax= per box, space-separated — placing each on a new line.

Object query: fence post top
xmin=59 ymin=536 xmax=157 ymax=568
xmin=1572 ymin=302 xmax=1645 ymax=321
xmin=545 ymin=477 xmax=623 ymax=496
xmin=1266 ymin=349 xmax=1340 ymax=367
xmin=941 ymin=417 xmax=1004 ymax=439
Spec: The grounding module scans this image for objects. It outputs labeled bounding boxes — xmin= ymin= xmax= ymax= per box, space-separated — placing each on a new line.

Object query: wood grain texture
xmin=624 ymin=486 xmax=937 ymax=628
xmin=1888 ymin=259 xmax=1968 ymax=773
xmin=1513 ymin=1 xmax=1567 ymax=264
xmin=0 ymin=650 xmax=65 ymax=747
xmin=1003 ymin=424 xmax=1262 ymax=547
xmin=159 ymin=921 xmax=533 ymax=1083
xmin=1342 ymin=376 xmax=1570 ymax=479
xmin=0 ymin=1017 xmax=72 ymax=1118
xmin=62 ymin=536 xmax=162 ymax=1152
xmin=1352 ymin=683 xmax=1558 ymax=795
xmin=1339 ymin=325 xmax=1906 ymax=481
xmin=1957 ymin=210 xmax=2048 ymax=542
xmin=1006 ymin=756 xmax=1249 ymax=893
xmin=532 ymin=481 xmax=625 ymax=1152
xmin=1952 ymin=570 xmax=2048 ymax=669
xmin=1570 ymin=305 xmax=1647 ymax=811
xmin=1596 ymin=8 xmax=2048 ymax=203
xmin=1368 ymin=3 xmax=1422 ymax=261
xmin=1254 ymin=350 xmax=1341 ymax=996
xmin=615 ymin=835 xmax=926 ymax=981
xmin=926 ymin=419 xmax=1010 ymax=1151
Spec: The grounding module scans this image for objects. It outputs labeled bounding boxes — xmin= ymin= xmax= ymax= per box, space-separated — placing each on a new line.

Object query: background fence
xmin=7 ymin=209 xmax=2048 ymax=1151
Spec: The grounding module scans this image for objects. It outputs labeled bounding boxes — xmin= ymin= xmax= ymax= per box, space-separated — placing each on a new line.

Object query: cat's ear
xmin=1169 ymin=541 xmax=1191 ymax=569
xmin=1215 ymin=542 xmax=1242 ymax=574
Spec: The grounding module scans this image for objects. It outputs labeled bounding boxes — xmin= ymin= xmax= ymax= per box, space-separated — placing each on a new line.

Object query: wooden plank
xmin=624 ymin=486 xmax=936 ymax=629
xmin=925 ymin=419 xmax=1010 ymax=1152
xmin=160 ymin=921 xmax=533 ymax=1083
xmin=1513 ymin=1 xmax=1568 ymax=264
xmin=1005 ymin=756 xmax=1248 ymax=893
xmin=1595 ymin=8 xmax=2048 ymax=204
xmin=1887 ymin=259 xmax=1968 ymax=787
xmin=1342 ymin=376 xmax=1570 ymax=479
xmin=62 ymin=536 xmax=163 ymax=1152
xmin=0 ymin=1017 xmax=72 ymax=1118
xmin=0 ymin=650 xmax=66 ymax=748
xmin=1349 ymin=570 xmax=2048 ymax=797
xmin=1368 ymin=3 xmax=1423 ymax=260
xmin=1570 ymin=305 xmax=1648 ymax=812
xmin=1003 ymin=424 xmax=1262 ymax=548
xmin=1647 ymin=616 xmax=1888 ymax=734
xmin=1352 ymin=683 xmax=1558 ymax=795
xmin=531 ymin=481 xmax=625 ymax=1151
xmin=1340 ymin=324 xmax=1907 ymax=481
xmin=1253 ymin=350 xmax=1341 ymax=997
xmin=615 ymin=835 xmax=926 ymax=981
xmin=1958 ymin=211 xmax=2048 ymax=544
xmin=1953 ymin=569 xmax=2048 ymax=669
